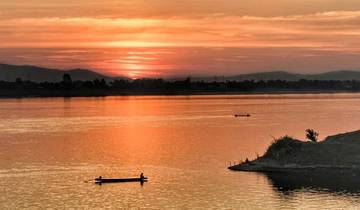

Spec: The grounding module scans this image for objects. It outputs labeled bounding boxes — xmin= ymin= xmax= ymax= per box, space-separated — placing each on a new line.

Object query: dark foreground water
xmin=2 ymin=94 xmax=360 ymax=209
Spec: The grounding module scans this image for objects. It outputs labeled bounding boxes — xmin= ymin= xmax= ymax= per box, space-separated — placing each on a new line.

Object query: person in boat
xmin=140 ymin=173 xmax=144 ymax=180
xmin=98 ymin=176 xmax=102 ymax=180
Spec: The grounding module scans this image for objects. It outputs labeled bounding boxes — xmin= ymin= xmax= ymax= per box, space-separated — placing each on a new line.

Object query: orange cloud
xmin=3 ymin=9 xmax=360 ymax=77
xmin=2 ymin=11 xmax=360 ymax=51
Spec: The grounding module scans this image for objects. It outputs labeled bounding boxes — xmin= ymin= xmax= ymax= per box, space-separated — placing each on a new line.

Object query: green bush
xmin=263 ymin=135 xmax=302 ymax=160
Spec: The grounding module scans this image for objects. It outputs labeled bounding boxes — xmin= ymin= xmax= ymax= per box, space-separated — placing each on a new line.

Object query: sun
xmin=127 ymin=71 xmax=138 ymax=80
xmin=125 ymin=64 xmax=146 ymax=79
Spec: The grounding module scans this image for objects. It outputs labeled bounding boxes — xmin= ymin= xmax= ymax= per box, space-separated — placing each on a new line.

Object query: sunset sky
xmin=2 ymin=0 xmax=360 ymax=78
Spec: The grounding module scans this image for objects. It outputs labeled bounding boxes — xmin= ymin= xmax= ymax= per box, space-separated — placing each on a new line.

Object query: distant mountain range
xmin=0 ymin=64 xmax=119 ymax=82
xmin=2 ymin=63 xmax=360 ymax=82
xmin=198 ymin=70 xmax=360 ymax=82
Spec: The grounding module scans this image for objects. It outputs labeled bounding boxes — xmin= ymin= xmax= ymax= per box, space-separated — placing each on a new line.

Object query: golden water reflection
xmin=2 ymin=94 xmax=360 ymax=209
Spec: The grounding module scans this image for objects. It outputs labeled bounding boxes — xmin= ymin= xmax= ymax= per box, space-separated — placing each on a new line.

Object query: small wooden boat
xmin=95 ymin=177 xmax=148 ymax=184
xmin=234 ymin=114 xmax=251 ymax=117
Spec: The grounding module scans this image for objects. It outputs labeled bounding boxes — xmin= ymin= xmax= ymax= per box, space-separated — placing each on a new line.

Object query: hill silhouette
xmin=226 ymin=71 xmax=302 ymax=81
xmin=2 ymin=63 xmax=360 ymax=83
xmin=0 ymin=64 xmax=118 ymax=82
xmin=209 ymin=71 xmax=360 ymax=81
xmin=308 ymin=70 xmax=360 ymax=81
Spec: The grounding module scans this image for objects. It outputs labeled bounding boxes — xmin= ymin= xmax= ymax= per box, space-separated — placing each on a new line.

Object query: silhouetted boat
xmin=234 ymin=114 xmax=251 ymax=117
xmin=95 ymin=177 xmax=148 ymax=184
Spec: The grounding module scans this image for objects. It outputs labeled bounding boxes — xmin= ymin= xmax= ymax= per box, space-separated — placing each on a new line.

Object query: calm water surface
xmin=1 ymin=94 xmax=360 ymax=209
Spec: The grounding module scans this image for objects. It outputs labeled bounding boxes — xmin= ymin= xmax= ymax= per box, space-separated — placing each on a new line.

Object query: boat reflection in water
xmin=263 ymin=170 xmax=360 ymax=194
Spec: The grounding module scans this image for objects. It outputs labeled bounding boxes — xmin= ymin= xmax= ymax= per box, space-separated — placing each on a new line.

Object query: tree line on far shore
xmin=1 ymin=73 xmax=360 ymax=96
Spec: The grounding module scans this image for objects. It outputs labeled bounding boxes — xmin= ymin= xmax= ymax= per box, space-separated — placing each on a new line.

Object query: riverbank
xmin=0 ymin=88 xmax=358 ymax=99
xmin=229 ymin=130 xmax=360 ymax=172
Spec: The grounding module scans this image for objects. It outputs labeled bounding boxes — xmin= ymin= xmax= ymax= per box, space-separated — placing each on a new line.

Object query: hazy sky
xmin=1 ymin=0 xmax=360 ymax=77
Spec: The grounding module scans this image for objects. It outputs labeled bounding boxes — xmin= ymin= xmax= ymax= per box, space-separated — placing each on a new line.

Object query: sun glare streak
xmin=99 ymin=41 xmax=177 ymax=48
xmin=125 ymin=56 xmax=157 ymax=61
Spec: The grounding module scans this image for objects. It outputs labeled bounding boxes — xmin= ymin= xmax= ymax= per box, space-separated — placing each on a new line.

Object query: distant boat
xmin=95 ymin=177 xmax=148 ymax=184
xmin=234 ymin=114 xmax=251 ymax=117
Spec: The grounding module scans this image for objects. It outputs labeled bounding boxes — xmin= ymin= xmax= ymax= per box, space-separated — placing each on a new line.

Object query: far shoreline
xmin=1 ymin=89 xmax=360 ymax=99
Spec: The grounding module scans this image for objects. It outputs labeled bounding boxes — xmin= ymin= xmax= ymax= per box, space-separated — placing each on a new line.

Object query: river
xmin=1 ymin=94 xmax=360 ymax=209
